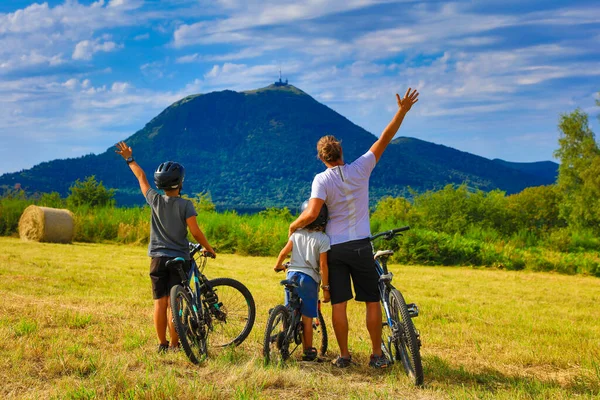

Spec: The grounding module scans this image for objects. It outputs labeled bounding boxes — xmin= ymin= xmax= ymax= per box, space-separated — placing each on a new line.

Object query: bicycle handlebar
xmin=189 ymin=242 xmax=216 ymax=258
xmin=369 ymin=226 xmax=410 ymax=241
xmin=275 ymin=262 xmax=290 ymax=273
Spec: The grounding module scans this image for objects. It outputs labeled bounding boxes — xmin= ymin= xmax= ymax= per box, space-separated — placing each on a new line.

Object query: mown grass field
xmin=0 ymin=237 xmax=599 ymax=399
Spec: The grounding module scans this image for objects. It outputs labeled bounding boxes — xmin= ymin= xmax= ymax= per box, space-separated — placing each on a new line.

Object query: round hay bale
xmin=18 ymin=205 xmax=75 ymax=243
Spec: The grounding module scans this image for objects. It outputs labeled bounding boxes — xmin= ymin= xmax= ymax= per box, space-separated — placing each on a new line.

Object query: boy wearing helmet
xmin=115 ymin=141 xmax=216 ymax=353
xmin=273 ymin=201 xmax=330 ymax=361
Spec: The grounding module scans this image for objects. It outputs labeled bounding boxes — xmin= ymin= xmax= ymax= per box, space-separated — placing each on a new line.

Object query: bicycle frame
xmin=370 ymin=226 xmax=419 ymax=337
xmin=283 ymin=284 xmax=303 ymax=347
xmin=374 ymin=256 xmax=398 ymax=335
xmin=171 ymin=249 xmax=215 ymax=328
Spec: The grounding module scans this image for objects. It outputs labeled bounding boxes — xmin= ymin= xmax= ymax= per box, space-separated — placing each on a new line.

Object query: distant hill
xmin=0 ymin=83 xmax=558 ymax=210
xmin=491 ymin=159 xmax=558 ymax=183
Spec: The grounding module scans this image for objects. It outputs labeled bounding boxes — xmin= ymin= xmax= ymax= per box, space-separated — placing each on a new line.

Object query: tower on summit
xmin=274 ymin=68 xmax=289 ymax=86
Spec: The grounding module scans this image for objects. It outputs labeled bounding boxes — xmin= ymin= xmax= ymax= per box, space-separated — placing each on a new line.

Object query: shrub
xmin=0 ymin=189 xmax=32 ymax=236
xmin=184 ymin=192 xmax=216 ymax=213
xmin=67 ymin=176 xmax=115 ymax=208
xmin=393 ymin=229 xmax=482 ymax=266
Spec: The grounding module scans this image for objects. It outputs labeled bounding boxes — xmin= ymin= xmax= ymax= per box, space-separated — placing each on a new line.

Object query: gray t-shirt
xmin=288 ymin=229 xmax=331 ymax=284
xmin=145 ymin=188 xmax=197 ymax=259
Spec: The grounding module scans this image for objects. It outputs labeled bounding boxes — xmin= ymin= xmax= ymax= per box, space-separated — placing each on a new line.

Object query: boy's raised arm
xmin=115 ymin=141 xmax=151 ymax=196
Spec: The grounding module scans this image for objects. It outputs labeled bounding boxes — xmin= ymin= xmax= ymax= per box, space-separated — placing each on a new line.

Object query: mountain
xmin=0 ymin=83 xmax=558 ymax=210
xmin=491 ymin=159 xmax=558 ymax=183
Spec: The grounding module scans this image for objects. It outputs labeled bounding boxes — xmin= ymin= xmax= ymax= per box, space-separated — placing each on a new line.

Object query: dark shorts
xmin=284 ymin=271 xmax=319 ymax=318
xmin=149 ymin=257 xmax=190 ymax=300
xmin=328 ymin=238 xmax=380 ymax=304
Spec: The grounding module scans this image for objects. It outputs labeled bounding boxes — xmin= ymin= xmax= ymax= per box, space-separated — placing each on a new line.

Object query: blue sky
xmin=1 ymin=0 xmax=599 ymax=174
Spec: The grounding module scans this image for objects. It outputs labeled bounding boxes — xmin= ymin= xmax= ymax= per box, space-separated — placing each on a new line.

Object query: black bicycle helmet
xmin=154 ymin=161 xmax=185 ymax=190
xmin=301 ymin=200 xmax=328 ymax=229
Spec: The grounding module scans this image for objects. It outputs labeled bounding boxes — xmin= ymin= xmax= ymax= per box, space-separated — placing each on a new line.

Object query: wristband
xmin=322 ymin=285 xmax=330 ymax=290
xmin=126 ymin=156 xmax=135 ymax=164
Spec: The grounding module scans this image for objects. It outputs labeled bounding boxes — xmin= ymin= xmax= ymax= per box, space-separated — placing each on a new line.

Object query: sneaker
xmin=369 ymin=353 xmax=391 ymax=369
xmin=169 ymin=343 xmax=181 ymax=353
xmin=157 ymin=341 xmax=169 ymax=354
xmin=302 ymin=347 xmax=318 ymax=361
xmin=332 ymin=355 xmax=352 ymax=368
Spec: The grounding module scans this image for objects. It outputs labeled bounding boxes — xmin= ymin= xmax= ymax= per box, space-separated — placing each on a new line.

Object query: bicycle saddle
xmin=165 ymin=257 xmax=186 ymax=268
xmin=374 ymin=250 xmax=394 ymax=258
xmin=280 ymin=279 xmax=299 ymax=288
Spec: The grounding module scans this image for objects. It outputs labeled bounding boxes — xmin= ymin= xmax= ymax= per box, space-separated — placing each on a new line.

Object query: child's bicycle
xmin=167 ymin=243 xmax=256 ymax=364
xmin=371 ymin=226 xmax=423 ymax=385
xmin=263 ymin=263 xmax=328 ymax=364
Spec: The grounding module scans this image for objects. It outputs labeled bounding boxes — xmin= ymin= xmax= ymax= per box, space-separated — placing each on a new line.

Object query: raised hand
xmin=396 ymin=88 xmax=419 ymax=114
xmin=115 ymin=141 xmax=132 ymax=160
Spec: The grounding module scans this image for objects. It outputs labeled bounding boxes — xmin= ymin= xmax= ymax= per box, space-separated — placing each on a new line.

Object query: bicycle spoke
xmin=207 ymin=278 xmax=256 ymax=347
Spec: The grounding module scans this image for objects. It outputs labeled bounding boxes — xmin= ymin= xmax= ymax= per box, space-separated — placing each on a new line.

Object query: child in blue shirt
xmin=274 ymin=201 xmax=330 ymax=361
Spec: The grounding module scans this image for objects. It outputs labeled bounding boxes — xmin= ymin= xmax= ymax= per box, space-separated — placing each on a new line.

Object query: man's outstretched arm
xmin=115 ymin=141 xmax=151 ymax=196
xmin=370 ymin=88 xmax=419 ymax=163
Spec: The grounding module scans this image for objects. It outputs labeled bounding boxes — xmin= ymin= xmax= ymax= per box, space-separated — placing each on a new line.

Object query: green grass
xmin=0 ymin=237 xmax=598 ymax=399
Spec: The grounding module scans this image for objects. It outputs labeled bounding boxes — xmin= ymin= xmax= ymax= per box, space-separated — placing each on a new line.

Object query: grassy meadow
xmin=0 ymin=237 xmax=599 ymax=399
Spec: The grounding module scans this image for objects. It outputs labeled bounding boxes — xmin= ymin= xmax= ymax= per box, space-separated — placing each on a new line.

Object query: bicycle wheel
xmin=205 ymin=278 xmax=256 ymax=347
xmin=313 ymin=304 xmax=328 ymax=357
xmin=170 ymin=284 xmax=207 ymax=364
xmin=384 ymin=288 xmax=424 ymax=386
xmin=263 ymin=304 xmax=290 ymax=365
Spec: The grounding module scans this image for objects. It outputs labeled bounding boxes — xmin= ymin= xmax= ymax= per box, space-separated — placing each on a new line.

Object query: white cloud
xmin=173 ymin=0 xmax=402 ymax=48
xmin=111 ymin=82 xmax=131 ymax=93
xmin=176 ymin=53 xmax=200 ymax=63
xmin=72 ymin=39 xmax=121 ymax=60
xmin=449 ymin=36 xmax=501 ymax=47
xmin=63 ymin=78 xmax=79 ymax=90
xmin=0 ymin=1 xmax=152 ymax=76
xmin=0 ymin=3 xmax=55 ymax=34
xmin=0 ymin=50 xmax=65 ymax=71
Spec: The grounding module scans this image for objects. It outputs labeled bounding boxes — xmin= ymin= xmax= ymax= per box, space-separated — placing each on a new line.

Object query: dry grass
xmin=0 ymin=237 xmax=598 ymax=399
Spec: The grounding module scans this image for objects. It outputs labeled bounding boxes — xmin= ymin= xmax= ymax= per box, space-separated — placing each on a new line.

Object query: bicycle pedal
xmin=407 ymin=303 xmax=419 ymax=318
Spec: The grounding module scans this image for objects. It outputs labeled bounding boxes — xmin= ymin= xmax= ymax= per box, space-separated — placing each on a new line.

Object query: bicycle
xmin=167 ymin=243 xmax=256 ymax=364
xmin=371 ymin=226 xmax=423 ymax=385
xmin=263 ymin=263 xmax=328 ymax=365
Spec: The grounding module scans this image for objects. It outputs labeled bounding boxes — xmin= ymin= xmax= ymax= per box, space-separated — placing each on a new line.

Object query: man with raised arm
xmin=288 ymin=88 xmax=419 ymax=368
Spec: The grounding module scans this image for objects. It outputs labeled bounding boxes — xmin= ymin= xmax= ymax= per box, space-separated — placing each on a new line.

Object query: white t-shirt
xmin=289 ymin=229 xmax=331 ymax=284
xmin=310 ymin=151 xmax=377 ymax=246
